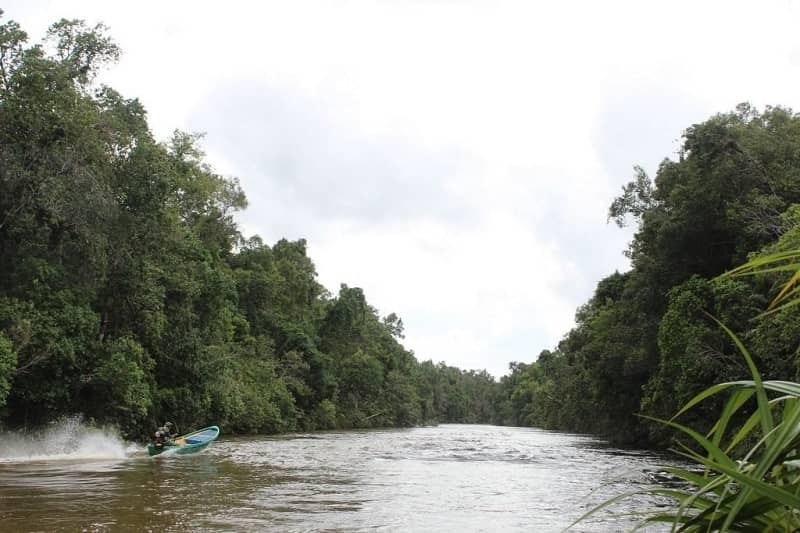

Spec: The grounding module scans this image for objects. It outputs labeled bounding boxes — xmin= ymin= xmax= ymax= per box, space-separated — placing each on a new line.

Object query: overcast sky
xmin=7 ymin=1 xmax=800 ymax=377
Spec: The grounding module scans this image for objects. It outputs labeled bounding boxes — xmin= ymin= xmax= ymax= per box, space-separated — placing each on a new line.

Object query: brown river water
xmin=0 ymin=420 xmax=683 ymax=532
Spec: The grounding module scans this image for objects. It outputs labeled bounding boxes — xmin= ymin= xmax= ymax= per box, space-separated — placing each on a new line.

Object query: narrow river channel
xmin=0 ymin=422 xmax=683 ymax=532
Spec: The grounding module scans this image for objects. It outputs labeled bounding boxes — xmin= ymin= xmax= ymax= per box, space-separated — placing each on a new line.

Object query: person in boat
xmin=153 ymin=421 xmax=178 ymax=448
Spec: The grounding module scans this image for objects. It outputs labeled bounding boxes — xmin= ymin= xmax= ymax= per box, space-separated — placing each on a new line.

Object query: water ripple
xmin=0 ymin=424 xmax=686 ymax=532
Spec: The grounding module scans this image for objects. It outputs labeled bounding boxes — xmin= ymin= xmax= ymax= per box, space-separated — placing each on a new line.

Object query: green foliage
xmin=91 ymin=336 xmax=153 ymax=428
xmin=0 ymin=12 xmax=501 ymax=437
xmin=0 ymin=333 xmax=16 ymax=409
xmin=575 ymin=330 xmax=800 ymax=532
xmin=412 ymin=361 xmax=497 ymax=425
xmin=208 ymin=352 xmax=296 ymax=434
xmin=44 ymin=19 xmax=120 ymax=85
xmin=313 ymin=399 xmax=337 ymax=430
xmin=608 ymin=165 xmax=656 ymax=228
xmin=575 ymin=240 xmax=800 ymax=529
xmin=500 ymin=105 xmax=800 ymax=448
xmin=641 ymin=277 xmax=764 ymax=445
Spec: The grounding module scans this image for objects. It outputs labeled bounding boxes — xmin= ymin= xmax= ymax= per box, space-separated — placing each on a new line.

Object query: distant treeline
xmin=0 ymin=15 xmax=499 ymax=439
xmin=494 ymin=102 xmax=800 ymax=446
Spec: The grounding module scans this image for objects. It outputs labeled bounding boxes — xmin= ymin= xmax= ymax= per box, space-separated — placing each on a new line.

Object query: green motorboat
xmin=147 ymin=425 xmax=220 ymax=456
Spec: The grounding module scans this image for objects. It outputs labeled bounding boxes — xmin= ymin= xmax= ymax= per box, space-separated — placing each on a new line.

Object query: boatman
xmin=153 ymin=421 xmax=178 ymax=448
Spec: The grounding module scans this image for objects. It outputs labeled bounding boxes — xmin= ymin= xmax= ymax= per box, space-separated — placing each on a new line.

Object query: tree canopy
xmin=498 ymin=103 xmax=800 ymax=446
xmin=0 ymin=14 xmax=499 ymax=438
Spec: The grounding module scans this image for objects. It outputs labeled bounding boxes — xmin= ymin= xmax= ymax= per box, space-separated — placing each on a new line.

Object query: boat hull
xmin=147 ymin=425 xmax=219 ymax=456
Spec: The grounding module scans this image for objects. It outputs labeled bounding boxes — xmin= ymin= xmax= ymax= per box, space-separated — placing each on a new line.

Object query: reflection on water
xmin=0 ymin=424 xmax=684 ymax=532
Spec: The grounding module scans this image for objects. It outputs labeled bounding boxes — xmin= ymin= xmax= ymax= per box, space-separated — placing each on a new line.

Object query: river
xmin=0 ymin=420 xmax=683 ymax=532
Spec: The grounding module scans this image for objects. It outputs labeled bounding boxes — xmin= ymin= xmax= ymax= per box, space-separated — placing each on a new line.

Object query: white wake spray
xmin=0 ymin=416 xmax=133 ymax=462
